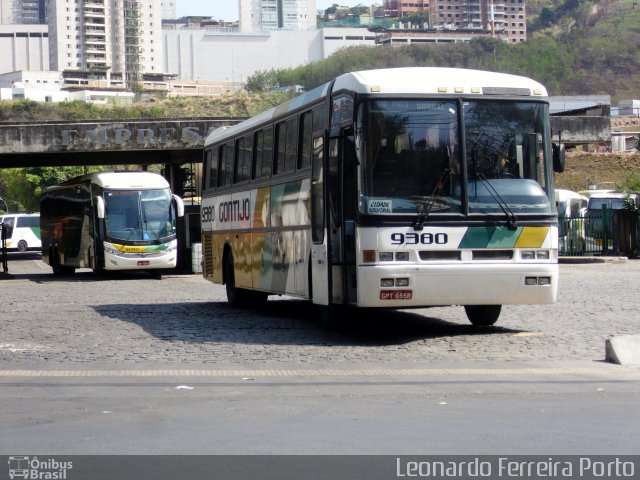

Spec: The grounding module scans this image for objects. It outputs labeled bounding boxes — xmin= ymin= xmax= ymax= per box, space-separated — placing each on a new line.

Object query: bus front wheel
xmin=17 ymin=240 xmax=28 ymax=252
xmin=464 ymin=305 xmax=501 ymax=326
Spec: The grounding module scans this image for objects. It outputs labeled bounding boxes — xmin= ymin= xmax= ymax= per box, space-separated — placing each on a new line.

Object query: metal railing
xmin=559 ymin=209 xmax=639 ymax=257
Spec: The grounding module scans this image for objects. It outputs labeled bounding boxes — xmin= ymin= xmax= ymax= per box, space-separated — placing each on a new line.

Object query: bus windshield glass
xmin=357 ymin=99 xmax=552 ymax=216
xmin=104 ymin=189 xmax=176 ymax=242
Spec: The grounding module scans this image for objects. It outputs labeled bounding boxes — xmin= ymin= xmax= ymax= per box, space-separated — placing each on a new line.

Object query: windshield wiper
xmin=414 ymin=168 xmax=450 ymax=231
xmin=476 ymin=173 xmax=518 ymax=230
xmin=141 ymin=206 xmax=159 ymax=242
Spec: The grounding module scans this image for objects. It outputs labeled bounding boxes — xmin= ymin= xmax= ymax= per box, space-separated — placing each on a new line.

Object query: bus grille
xmin=418 ymin=251 xmax=462 ymax=261
xmin=471 ymin=250 xmax=514 ymax=260
xmin=202 ymin=235 xmax=214 ymax=277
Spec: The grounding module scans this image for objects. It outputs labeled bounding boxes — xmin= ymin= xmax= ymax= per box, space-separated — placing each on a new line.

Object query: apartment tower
xmin=239 ymin=0 xmax=316 ymax=32
xmin=48 ymin=0 xmax=162 ymax=86
xmin=383 ymin=0 xmax=526 ymax=42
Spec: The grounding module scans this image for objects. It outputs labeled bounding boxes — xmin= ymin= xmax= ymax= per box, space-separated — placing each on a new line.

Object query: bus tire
xmin=50 ymin=248 xmax=61 ymax=275
xmin=464 ymin=305 xmax=501 ymax=326
xmin=17 ymin=240 xmax=28 ymax=252
xmin=224 ymin=252 xmax=244 ymax=307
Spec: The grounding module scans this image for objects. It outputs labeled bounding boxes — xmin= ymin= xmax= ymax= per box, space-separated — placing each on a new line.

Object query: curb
xmin=559 ymin=256 xmax=628 ymax=264
xmin=606 ymin=335 xmax=640 ymax=366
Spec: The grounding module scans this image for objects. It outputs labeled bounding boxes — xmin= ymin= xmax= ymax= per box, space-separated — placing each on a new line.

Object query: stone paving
xmin=1 ymin=252 xmax=639 ymax=366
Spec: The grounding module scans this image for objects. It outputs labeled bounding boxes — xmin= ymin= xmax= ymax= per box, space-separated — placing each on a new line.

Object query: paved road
xmin=0 ymin=253 xmax=637 ymax=366
xmin=1 ymin=253 xmax=639 ymax=459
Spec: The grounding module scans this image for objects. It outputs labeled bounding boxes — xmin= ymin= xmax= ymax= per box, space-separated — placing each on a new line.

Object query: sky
xmin=176 ymin=1 xmax=366 ymax=22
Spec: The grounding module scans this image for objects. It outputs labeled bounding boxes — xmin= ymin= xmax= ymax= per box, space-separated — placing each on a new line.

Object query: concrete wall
xmin=0 ymin=24 xmax=49 ymax=74
xmin=162 ymin=28 xmax=323 ymax=83
xmin=549 ymin=116 xmax=611 ymax=146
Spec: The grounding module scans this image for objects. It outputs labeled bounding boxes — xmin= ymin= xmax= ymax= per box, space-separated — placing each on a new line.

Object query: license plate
xmin=380 ymin=290 xmax=413 ymax=300
xmin=137 ymin=260 xmax=150 ymax=266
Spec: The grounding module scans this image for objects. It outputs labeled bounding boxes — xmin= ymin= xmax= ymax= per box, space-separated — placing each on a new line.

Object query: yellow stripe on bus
xmin=515 ymin=227 xmax=549 ymax=248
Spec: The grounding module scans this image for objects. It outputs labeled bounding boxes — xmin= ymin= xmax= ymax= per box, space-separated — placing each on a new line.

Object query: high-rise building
xmin=48 ymin=0 xmax=163 ymax=86
xmin=239 ymin=0 xmax=316 ymax=32
xmin=0 ymin=0 xmax=48 ymax=24
xmin=383 ymin=0 xmax=525 ymax=43
xmin=160 ymin=0 xmax=176 ymax=19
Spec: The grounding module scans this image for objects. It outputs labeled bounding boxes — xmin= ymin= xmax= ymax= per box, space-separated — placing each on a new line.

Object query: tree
xmin=245 ymin=69 xmax=280 ymax=93
xmin=0 ymin=166 xmax=103 ymax=212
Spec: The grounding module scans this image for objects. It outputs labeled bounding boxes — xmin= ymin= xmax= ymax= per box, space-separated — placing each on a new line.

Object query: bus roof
xmin=205 ymin=67 xmax=547 ymax=147
xmin=332 ymin=67 xmax=548 ymax=97
xmin=49 ymin=171 xmax=170 ymax=191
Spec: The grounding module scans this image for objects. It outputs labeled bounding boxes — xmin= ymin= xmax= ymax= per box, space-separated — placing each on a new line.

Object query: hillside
xmin=251 ymin=0 xmax=640 ymax=102
xmin=556 ymin=152 xmax=640 ymax=192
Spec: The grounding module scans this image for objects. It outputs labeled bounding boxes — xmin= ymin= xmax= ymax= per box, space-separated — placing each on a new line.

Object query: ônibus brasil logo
xmin=8 ymin=456 xmax=73 ymax=480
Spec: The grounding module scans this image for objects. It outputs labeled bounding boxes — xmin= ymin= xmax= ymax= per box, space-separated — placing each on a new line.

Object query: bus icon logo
xmin=8 ymin=456 xmax=30 ymax=479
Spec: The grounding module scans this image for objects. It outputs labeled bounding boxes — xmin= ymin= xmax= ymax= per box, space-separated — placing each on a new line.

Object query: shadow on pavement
xmin=91 ymin=298 xmax=523 ymax=348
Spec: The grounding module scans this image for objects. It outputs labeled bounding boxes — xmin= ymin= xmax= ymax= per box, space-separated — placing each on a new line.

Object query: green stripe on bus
xmin=487 ymin=227 xmax=523 ymax=248
xmin=30 ymin=227 xmax=41 ymax=239
xmin=458 ymin=227 xmax=495 ymax=249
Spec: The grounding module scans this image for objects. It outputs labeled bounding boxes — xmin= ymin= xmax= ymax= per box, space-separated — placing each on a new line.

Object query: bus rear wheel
xmin=464 ymin=305 xmax=501 ymax=326
xmin=50 ymin=248 xmax=75 ymax=276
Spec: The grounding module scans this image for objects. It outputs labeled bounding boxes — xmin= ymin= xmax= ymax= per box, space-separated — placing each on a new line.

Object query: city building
xmin=239 ymin=0 xmax=317 ymax=32
xmin=383 ymin=0 xmax=526 ymax=43
xmin=0 ymin=0 xmax=48 ymax=24
xmin=162 ymin=26 xmax=377 ymax=88
xmin=0 ymin=24 xmax=49 ymax=74
xmin=160 ymin=0 xmax=176 ymax=20
xmin=0 ymin=70 xmax=65 ymax=100
xmin=48 ymin=0 xmax=163 ymax=87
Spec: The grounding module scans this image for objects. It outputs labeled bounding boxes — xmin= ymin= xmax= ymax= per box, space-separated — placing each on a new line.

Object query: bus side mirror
xmin=173 ymin=194 xmax=185 ymax=218
xmin=95 ymin=196 xmax=105 ymax=219
xmin=553 ymin=143 xmax=566 ymax=173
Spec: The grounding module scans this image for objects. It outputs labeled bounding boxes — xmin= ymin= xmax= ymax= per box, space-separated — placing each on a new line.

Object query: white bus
xmin=40 ymin=171 xmax=184 ymax=275
xmin=201 ymin=67 xmax=563 ymax=326
xmin=0 ymin=213 xmax=41 ymax=252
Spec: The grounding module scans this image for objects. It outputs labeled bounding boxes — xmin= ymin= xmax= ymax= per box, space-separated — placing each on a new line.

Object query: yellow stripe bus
xmin=201 ymin=67 xmax=564 ymax=327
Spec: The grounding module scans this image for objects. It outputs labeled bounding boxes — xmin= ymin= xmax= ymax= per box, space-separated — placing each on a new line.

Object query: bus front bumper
xmin=356 ymin=263 xmax=558 ymax=308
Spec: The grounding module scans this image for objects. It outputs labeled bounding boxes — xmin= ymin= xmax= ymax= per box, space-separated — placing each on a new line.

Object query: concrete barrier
xmin=605 ymin=335 xmax=640 ymax=365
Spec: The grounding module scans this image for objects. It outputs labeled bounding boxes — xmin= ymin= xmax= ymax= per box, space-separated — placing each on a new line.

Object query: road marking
xmin=0 ymin=366 xmax=638 ymax=378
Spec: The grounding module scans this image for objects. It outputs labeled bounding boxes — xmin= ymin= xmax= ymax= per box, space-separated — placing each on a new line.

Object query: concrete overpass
xmin=0 ymin=118 xmax=244 ymax=194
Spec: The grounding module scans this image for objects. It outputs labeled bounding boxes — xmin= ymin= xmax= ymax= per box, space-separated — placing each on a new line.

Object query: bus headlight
xmin=395 ymin=252 xmax=410 ymax=262
xmin=522 ymin=251 xmax=536 ymax=260
xmin=104 ymin=246 xmax=119 ymax=255
xmin=379 ymin=252 xmax=394 ymax=262
xmin=381 ymin=278 xmax=394 ymax=287
xmin=536 ymin=250 xmax=550 ymax=260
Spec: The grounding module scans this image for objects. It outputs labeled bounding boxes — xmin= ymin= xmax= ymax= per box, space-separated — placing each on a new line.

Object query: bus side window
xmin=285 ymin=117 xmax=298 ymax=172
xmin=254 ymin=130 xmax=264 ymax=179
xmin=262 ymin=126 xmax=274 ymax=177
xmin=299 ymin=111 xmax=313 ymax=169
xmin=207 ymin=148 xmax=219 ymax=190
xmin=235 ymin=135 xmax=252 ymax=183
xmin=219 ymin=141 xmax=234 ymax=187
xmin=275 ymin=118 xmax=297 ymax=175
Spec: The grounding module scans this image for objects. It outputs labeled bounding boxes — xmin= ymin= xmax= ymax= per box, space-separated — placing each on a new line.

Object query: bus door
xmin=327 ymin=94 xmax=358 ymax=306
xmin=310 ymin=134 xmax=330 ymax=305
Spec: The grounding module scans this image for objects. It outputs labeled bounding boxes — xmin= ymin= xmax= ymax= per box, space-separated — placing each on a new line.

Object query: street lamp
xmin=0 ymin=196 xmax=8 ymax=214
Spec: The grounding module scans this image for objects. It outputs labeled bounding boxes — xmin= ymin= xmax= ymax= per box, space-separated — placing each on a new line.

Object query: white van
xmin=0 ymin=213 xmax=42 ymax=252
xmin=555 ymin=189 xmax=588 ymax=253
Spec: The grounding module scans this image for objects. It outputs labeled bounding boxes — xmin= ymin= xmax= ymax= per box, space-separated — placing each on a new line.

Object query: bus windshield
xmin=357 ymin=99 xmax=552 ymax=216
xmin=104 ymin=189 xmax=176 ymax=242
